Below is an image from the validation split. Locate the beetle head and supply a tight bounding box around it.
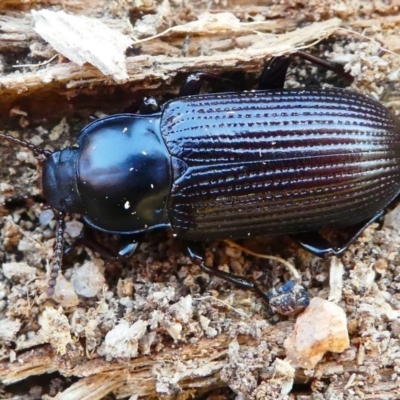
[42,147,83,213]
[0,131,71,297]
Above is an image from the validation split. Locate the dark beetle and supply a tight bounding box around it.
[2,52,400,299]
[44,88,400,238]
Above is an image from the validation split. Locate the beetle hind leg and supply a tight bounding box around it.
[291,210,384,257]
[292,51,354,83]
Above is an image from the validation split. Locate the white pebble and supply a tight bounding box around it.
[71,262,106,297]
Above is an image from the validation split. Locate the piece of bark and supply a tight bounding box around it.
[0,17,342,122]
[32,10,133,82]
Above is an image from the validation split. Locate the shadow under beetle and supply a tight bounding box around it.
[2,51,400,300]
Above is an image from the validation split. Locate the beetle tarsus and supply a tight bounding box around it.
[291,231,339,257]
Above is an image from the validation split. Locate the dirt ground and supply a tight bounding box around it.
[1,1,400,399]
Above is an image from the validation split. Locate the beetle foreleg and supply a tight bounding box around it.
[67,226,145,260]
[117,233,145,257]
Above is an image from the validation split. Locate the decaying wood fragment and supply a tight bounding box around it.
[32,10,133,82]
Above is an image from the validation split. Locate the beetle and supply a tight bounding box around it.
[1,51,400,300]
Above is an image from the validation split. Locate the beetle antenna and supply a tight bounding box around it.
[47,211,66,297]
[0,132,52,157]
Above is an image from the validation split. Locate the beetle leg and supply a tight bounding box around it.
[291,210,384,257]
[293,51,354,83]
[117,233,145,257]
[67,225,144,260]
[65,225,116,259]
[291,232,342,257]
[258,51,354,91]
[179,72,238,97]
[185,242,270,302]
[139,96,160,114]
[258,56,291,90]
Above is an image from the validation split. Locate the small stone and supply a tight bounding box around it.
[199,315,210,331]
[0,318,22,342]
[167,323,182,341]
[168,295,193,323]
[139,331,156,355]
[49,117,69,141]
[271,359,295,395]
[350,262,376,294]
[71,261,106,297]
[101,319,147,358]
[39,209,55,226]
[284,297,349,369]
[65,220,84,238]
[383,204,400,230]
[53,274,79,308]
[30,135,44,146]
[2,262,37,283]
[329,257,344,303]
[225,245,242,259]
[373,258,388,275]
[117,278,134,298]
